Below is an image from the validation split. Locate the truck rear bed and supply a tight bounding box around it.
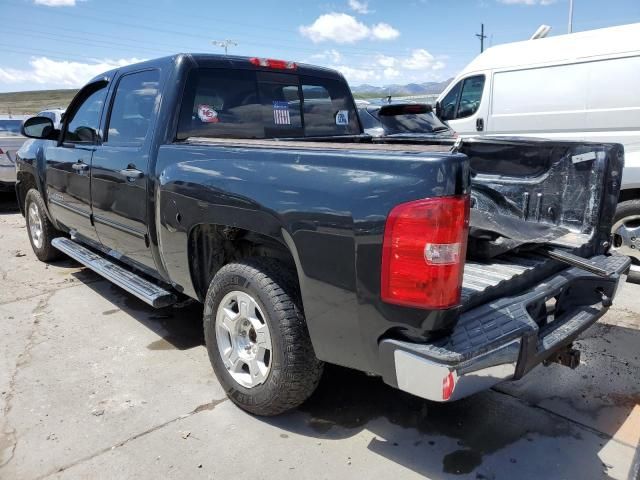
[462,252,551,310]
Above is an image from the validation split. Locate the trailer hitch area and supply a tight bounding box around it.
[543,344,581,369]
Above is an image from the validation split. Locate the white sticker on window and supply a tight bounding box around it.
[336,110,349,126]
[273,101,291,125]
[197,104,219,123]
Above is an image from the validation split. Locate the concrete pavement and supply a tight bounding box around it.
[0,191,638,480]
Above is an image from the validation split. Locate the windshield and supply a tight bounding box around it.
[374,108,451,135]
[0,120,23,136]
[177,68,360,140]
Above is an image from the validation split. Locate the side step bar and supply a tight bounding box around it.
[52,237,176,308]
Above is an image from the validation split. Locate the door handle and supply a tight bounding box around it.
[476,117,484,132]
[72,162,89,171]
[119,168,144,180]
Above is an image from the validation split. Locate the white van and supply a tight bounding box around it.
[436,22,640,276]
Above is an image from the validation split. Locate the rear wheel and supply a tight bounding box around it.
[612,199,640,282]
[25,189,62,262]
[203,258,323,416]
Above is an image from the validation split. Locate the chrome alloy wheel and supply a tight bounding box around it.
[28,202,44,249]
[215,290,272,388]
[612,214,640,274]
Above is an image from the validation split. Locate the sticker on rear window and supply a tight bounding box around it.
[197,104,219,123]
[273,101,291,125]
[336,110,349,126]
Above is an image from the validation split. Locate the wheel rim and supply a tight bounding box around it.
[215,290,272,388]
[611,214,640,267]
[28,202,44,249]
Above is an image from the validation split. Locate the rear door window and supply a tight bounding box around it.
[106,70,160,147]
[177,68,359,140]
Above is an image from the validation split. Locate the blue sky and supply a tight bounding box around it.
[0,0,639,92]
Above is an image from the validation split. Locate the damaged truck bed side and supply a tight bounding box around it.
[15,54,630,414]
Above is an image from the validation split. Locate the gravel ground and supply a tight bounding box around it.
[0,191,638,480]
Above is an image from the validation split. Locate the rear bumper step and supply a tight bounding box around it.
[379,254,631,402]
[52,237,176,308]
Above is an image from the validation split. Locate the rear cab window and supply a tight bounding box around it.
[177,67,360,140]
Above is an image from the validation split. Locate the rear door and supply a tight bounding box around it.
[45,82,108,242]
[91,69,160,270]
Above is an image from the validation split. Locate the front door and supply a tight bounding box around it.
[46,82,108,242]
[439,75,487,135]
[91,69,160,270]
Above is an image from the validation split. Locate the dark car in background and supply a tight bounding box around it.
[0,116,28,191]
[357,101,456,141]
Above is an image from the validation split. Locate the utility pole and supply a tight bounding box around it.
[568,0,574,33]
[476,23,487,53]
[212,39,238,55]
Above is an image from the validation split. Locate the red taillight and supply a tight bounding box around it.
[442,371,456,400]
[381,195,470,309]
[249,57,297,70]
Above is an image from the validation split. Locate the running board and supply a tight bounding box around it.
[52,237,176,308]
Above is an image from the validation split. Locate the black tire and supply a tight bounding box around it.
[25,189,62,262]
[203,258,323,416]
[613,200,640,283]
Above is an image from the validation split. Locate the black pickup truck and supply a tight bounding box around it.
[16,54,630,415]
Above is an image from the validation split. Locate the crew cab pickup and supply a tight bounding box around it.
[16,54,630,415]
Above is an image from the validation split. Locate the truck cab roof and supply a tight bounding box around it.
[89,54,347,85]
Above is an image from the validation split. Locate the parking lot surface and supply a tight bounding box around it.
[0,192,639,480]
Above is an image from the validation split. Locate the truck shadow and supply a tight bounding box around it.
[0,191,19,214]
[70,269,638,479]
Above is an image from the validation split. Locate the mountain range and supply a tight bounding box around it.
[350,78,453,98]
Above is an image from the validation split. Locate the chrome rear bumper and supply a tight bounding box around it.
[379,254,631,402]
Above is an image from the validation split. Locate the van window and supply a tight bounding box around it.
[440,75,485,121]
[440,81,461,121]
[177,68,360,140]
[457,76,485,118]
[106,70,160,146]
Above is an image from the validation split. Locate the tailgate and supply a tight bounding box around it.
[379,254,630,402]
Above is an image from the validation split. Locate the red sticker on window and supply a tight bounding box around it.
[197,104,219,123]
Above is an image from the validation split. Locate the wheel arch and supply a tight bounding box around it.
[188,223,302,302]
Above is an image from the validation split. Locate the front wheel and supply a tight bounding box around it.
[203,258,323,416]
[25,189,62,262]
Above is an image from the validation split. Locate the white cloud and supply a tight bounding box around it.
[348,0,371,14]
[401,49,436,70]
[497,0,556,4]
[330,65,376,83]
[382,67,400,80]
[320,48,446,86]
[370,23,400,40]
[34,0,76,6]
[310,49,344,63]
[376,55,396,67]
[0,57,144,89]
[299,13,399,43]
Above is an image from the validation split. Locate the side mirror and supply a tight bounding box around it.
[435,101,442,119]
[22,116,54,139]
